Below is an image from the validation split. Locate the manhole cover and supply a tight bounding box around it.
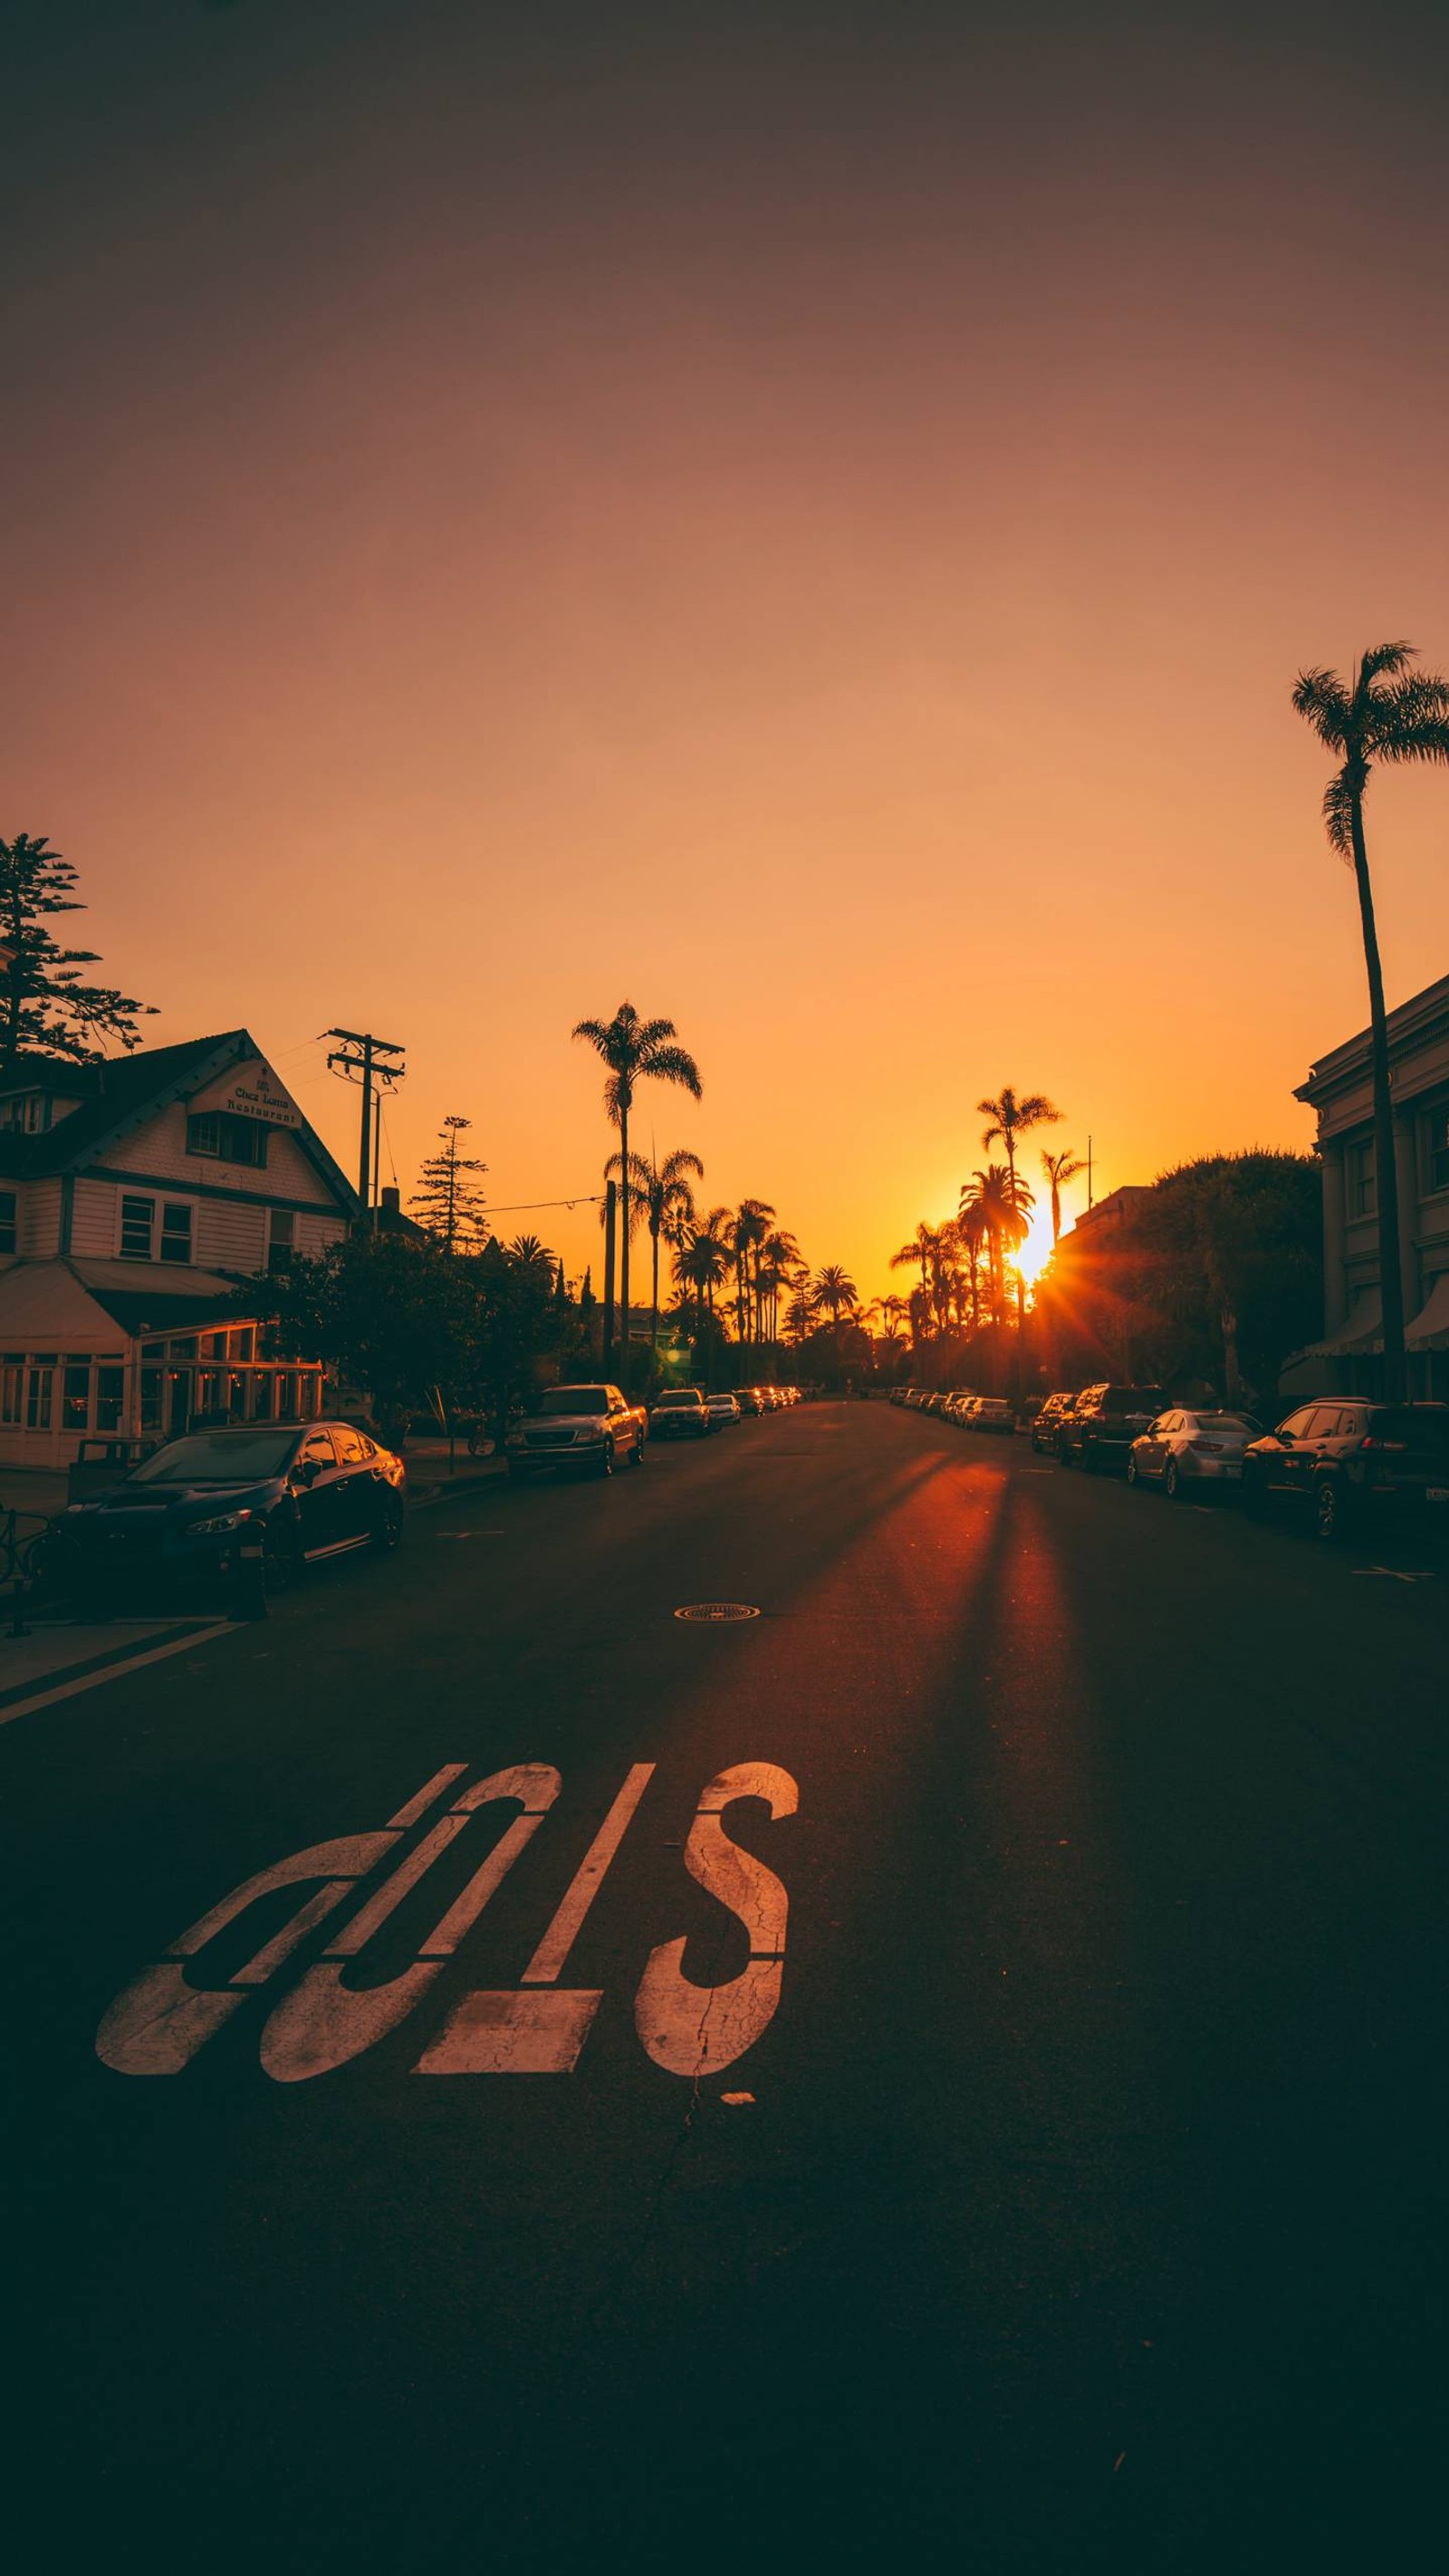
[674,1602,761,1623]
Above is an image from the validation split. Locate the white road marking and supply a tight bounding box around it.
[259,1766,561,2081]
[1351,1565,1435,1583]
[415,1986,603,2075]
[96,1766,466,2075]
[635,1762,798,2078]
[522,1762,656,1985]
[388,1764,469,1828]
[1,1620,235,1728]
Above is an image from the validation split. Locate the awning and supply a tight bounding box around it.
[1304,1293,1382,1358]
[1406,1273,1449,1352]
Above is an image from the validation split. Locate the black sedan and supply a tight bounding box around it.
[52,1421,406,1608]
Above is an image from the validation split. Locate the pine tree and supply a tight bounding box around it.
[0,832,157,1073]
[409,1116,490,1253]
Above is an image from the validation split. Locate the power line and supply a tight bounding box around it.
[484,1193,603,1215]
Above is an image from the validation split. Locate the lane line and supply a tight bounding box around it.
[0,1620,236,1727]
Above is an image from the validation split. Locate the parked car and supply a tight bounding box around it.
[733,1387,765,1416]
[1031,1393,1075,1454]
[1057,1384,1166,1473]
[1127,1409,1261,1498]
[648,1388,711,1440]
[705,1393,742,1428]
[53,1420,406,1608]
[506,1384,646,1481]
[1242,1399,1449,1540]
[967,1397,1016,1433]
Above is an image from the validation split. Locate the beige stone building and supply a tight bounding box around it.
[0,1030,357,1467]
[1292,971,1449,1396]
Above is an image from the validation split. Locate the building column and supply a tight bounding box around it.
[1393,1111,1419,1332]
[1320,1139,1348,1334]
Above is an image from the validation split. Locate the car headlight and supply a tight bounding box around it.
[187,1509,250,1536]
[576,1423,605,1441]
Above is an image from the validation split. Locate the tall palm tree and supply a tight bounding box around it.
[890,1222,941,1317]
[758,1228,801,1341]
[1292,643,1449,1399]
[960,1165,1032,1325]
[729,1198,775,1344]
[607,1143,703,1361]
[812,1264,859,1326]
[979,1087,1060,1360]
[573,1004,702,1379]
[676,1204,733,1345]
[956,1199,990,1331]
[1041,1147,1085,1245]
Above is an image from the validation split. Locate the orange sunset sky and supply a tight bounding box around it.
[7,0,1449,1302]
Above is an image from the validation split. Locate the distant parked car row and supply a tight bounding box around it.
[899,1374,1449,1541]
[895,1375,1449,1540]
[890,1387,1016,1431]
[505,1380,801,1482]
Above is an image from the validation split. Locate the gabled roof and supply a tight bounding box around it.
[0,1031,359,1210]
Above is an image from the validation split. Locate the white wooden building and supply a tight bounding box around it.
[0,1030,358,1468]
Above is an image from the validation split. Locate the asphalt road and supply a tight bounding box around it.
[4,1401,1445,2572]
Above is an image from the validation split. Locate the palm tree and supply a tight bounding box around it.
[872,1293,909,1344]
[607,1143,703,1362]
[812,1264,859,1326]
[979,1087,1060,1362]
[1041,1148,1085,1245]
[573,1004,702,1379]
[960,1165,1032,1326]
[956,1199,990,1331]
[507,1233,556,1278]
[758,1228,801,1341]
[890,1223,941,1322]
[676,1206,732,1345]
[1292,643,1449,1399]
[729,1198,775,1344]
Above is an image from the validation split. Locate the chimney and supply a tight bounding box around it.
[380,1185,401,1216]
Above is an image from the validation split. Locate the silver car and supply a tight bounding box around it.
[1127,1408,1262,1499]
[705,1393,742,1428]
[506,1384,646,1481]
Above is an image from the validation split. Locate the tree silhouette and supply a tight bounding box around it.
[572,1004,702,1380]
[410,1116,489,1254]
[1041,1148,1084,1245]
[0,831,156,1073]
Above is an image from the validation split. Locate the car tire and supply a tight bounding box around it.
[629,1434,645,1467]
[371,1503,404,1552]
[1081,1439,1098,1475]
[597,1441,615,1478]
[1314,1475,1348,1543]
[1164,1458,1180,1501]
[262,1518,302,1589]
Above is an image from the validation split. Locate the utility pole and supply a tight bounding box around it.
[1087,1134,1093,1211]
[326,1029,406,1222]
[602,1180,617,1361]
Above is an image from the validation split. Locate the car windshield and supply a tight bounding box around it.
[1104,1388,1165,1413]
[655,1393,698,1406]
[536,1389,608,1416]
[1196,1414,1258,1432]
[129,1431,297,1486]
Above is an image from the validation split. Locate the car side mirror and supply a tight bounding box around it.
[1275,1428,1293,1445]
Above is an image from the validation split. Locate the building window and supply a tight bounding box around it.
[267,1208,296,1274]
[95,1366,126,1433]
[1348,1139,1376,1216]
[120,1195,155,1259]
[1427,1107,1449,1196]
[62,1361,91,1432]
[230,1325,254,1362]
[187,1112,266,1168]
[159,1203,194,1264]
[139,1368,164,1432]
[25,1363,53,1430]
[0,1191,15,1255]
[1,1360,22,1424]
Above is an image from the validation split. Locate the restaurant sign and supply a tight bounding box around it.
[195,1060,302,1129]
